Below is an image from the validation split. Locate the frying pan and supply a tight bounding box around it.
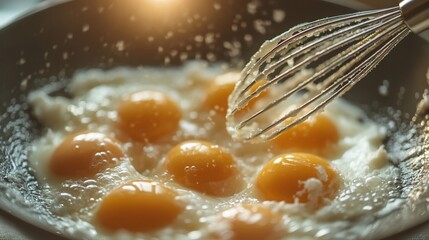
[1,0,429,239]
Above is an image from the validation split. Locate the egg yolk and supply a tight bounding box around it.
[165,140,239,196]
[273,114,339,155]
[204,72,267,114]
[95,180,182,232]
[255,153,339,203]
[117,90,181,142]
[219,203,282,240]
[49,132,124,179]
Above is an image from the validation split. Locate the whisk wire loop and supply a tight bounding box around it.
[236,15,406,131]
[227,5,412,142]
[233,6,400,101]
[232,11,403,117]
[263,27,411,140]
[231,7,398,99]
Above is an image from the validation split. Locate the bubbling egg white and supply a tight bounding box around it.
[28,61,400,240]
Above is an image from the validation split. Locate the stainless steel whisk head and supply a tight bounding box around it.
[227,0,429,143]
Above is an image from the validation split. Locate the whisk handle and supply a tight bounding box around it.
[400,0,429,33]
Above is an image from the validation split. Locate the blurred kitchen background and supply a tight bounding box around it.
[0,0,401,29]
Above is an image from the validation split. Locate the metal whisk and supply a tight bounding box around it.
[226,0,429,142]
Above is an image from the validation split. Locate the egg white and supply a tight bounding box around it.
[28,61,400,240]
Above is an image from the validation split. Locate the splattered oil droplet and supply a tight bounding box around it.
[82,24,90,32]
[116,41,125,51]
[273,9,286,23]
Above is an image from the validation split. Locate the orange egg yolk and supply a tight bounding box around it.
[165,140,239,196]
[273,114,339,155]
[117,90,181,142]
[95,180,182,232]
[255,153,339,204]
[49,132,124,179]
[204,72,267,114]
[219,203,282,240]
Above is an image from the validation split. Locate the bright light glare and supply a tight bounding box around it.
[136,0,183,17]
[150,0,176,4]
